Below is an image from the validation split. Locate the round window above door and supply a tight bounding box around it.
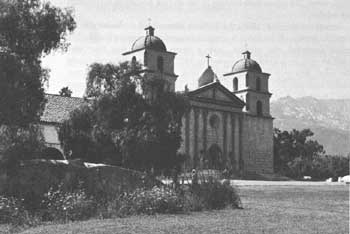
[209,114,220,129]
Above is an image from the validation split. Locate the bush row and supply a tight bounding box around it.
[0,179,241,226]
[308,155,349,180]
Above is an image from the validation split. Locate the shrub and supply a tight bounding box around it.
[39,180,242,219]
[0,125,46,168]
[0,196,36,226]
[118,186,184,216]
[41,184,96,221]
[94,198,120,219]
[180,186,205,211]
[310,155,349,180]
[0,179,242,225]
[187,179,242,210]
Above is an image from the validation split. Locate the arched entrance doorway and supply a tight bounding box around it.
[41,147,64,160]
[205,144,224,170]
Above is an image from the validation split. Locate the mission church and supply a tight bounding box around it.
[40,26,274,174]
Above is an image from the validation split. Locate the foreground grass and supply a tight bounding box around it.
[3,184,349,234]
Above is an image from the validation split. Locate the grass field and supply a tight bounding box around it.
[3,183,349,234]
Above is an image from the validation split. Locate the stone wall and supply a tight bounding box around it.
[241,115,274,174]
[0,159,159,198]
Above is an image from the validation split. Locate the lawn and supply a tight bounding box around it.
[4,183,349,234]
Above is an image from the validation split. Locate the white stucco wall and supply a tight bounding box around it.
[41,124,63,152]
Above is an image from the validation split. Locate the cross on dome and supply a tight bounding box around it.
[206,54,211,67]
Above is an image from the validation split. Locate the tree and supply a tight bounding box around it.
[0,53,47,127]
[58,104,102,162]
[0,0,76,127]
[85,61,142,97]
[59,61,189,175]
[273,128,325,178]
[0,124,46,171]
[59,86,72,97]
[310,154,349,180]
[0,0,76,165]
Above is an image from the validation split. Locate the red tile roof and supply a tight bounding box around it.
[40,94,85,124]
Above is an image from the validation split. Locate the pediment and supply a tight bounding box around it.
[188,82,245,108]
[195,89,214,99]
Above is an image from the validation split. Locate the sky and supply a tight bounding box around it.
[42,0,350,100]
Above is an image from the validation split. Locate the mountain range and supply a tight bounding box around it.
[270,96,350,156]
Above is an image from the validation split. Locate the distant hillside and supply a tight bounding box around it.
[271,96,350,156]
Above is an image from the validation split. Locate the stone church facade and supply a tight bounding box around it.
[122,26,274,174]
[38,26,274,174]
[179,59,274,174]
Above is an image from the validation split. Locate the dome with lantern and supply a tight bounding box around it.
[129,26,167,53]
[231,51,262,74]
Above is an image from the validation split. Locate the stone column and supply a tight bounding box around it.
[231,114,237,170]
[193,107,199,168]
[185,109,190,156]
[223,112,228,163]
[238,114,243,172]
[201,109,208,168]
[202,109,208,152]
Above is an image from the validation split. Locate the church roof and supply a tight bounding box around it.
[40,94,85,124]
[123,26,167,55]
[188,81,245,108]
[230,51,262,74]
[198,66,218,87]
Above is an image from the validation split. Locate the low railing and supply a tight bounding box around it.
[160,169,223,187]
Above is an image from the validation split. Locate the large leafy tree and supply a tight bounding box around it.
[85,62,141,97]
[0,124,46,168]
[59,86,72,97]
[273,128,325,178]
[59,61,189,175]
[0,0,76,163]
[310,154,349,180]
[0,0,76,127]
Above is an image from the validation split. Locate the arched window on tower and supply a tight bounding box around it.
[256,77,261,91]
[131,56,137,71]
[256,100,263,116]
[157,56,164,72]
[245,73,249,87]
[144,51,148,66]
[233,77,238,91]
[246,93,250,111]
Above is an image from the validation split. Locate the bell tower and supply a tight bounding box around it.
[122,26,178,99]
[222,51,272,117]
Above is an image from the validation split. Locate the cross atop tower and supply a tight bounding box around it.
[206,54,211,67]
[147,18,152,27]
